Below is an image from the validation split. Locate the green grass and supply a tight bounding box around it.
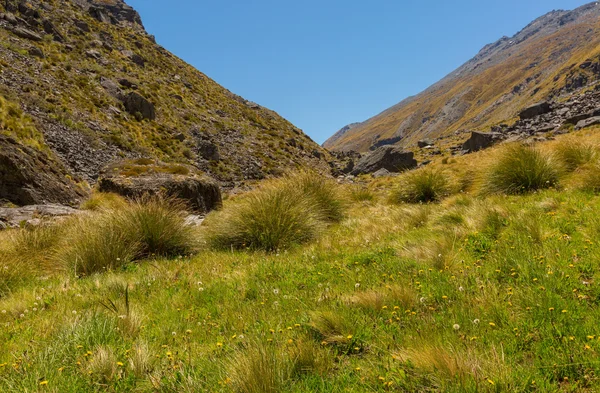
[482,144,561,195]
[7,140,600,391]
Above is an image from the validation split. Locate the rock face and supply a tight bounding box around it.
[124,92,155,120]
[519,102,552,120]
[98,171,222,213]
[351,146,417,175]
[0,136,86,206]
[462,131,502,153]
[0,204,81,228]
[576,116,600,129]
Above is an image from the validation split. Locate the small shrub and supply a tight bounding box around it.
[389,168,449,204]
[554,140,597,171]
[482,144,560,195]
[204,185,324,252]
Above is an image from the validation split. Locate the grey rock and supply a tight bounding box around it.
[197,140,220,161]
[28,46,44,58]
[371,168,392,178]
[123,92,155,120]
[85,49,101,60]
[3,12,18,25]
[42,19,65,42]
[576,116,600,130]
[100,77,123,100]
[417,139,433,148]
[98,172,222,214]
[74,20,90,33]
[462,131,502,153]
[0,204,81,229]
[12,27,42,41]
[519,101,552,120]
[351,146,417,175]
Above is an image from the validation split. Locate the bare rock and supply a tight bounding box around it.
[576,116,600,130]
[462,131,502,153]
[351,146,417,175]
[519,101,552,120]
[123,92,155,120]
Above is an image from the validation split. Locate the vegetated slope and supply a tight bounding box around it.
[0,0,331,205]
[324,2,600,152]
[5,127,600,391]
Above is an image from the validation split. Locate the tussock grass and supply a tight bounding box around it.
[204,172,345,251]
[554,139,597,172]
[348,184,376,203]
[481,144,561,195]
[80,192,127,211]
[228,341,292,393]
[393,345,482,381]
[345,285,416,311]
[389,168,449,204]
[284,171,346,223]
[59,197,194,276]
[572,162,600,193]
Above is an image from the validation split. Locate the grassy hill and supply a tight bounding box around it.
[0,0,331,205]
[3,124,600,391]
[324,2,600,153]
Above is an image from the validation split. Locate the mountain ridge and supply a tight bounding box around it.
[324,1,600,152]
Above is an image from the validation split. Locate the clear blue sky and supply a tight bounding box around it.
[127,0,591,144]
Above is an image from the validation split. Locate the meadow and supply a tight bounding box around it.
[3,129,600,392]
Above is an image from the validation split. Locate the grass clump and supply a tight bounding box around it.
[204,185,323,252]
[481,144,560,195]
[60,198,194,276]
[228,341,292,393]
[204,171,345,252]
[80,192,127,211]
[554,140,597,172]
[284,171,346,223]
[389,168,449,204]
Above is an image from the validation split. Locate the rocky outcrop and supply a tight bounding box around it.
[519,102,552,120]
[462,131,502,153]
[124,92,155,120]
[351,146,417,175]
[0,204,81,228]
[0,136,86,206]
[98,164,222,213]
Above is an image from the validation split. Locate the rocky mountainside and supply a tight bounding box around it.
[0,0,333,206]
[324,2,600,152]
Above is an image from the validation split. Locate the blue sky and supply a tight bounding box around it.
[127,0,591,144]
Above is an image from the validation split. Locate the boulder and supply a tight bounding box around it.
[417,139,433,148]
[28,46,44,58]
[0,204,81,228]
[197,140,220,161]
[98,171,222,213]
[0,135,86,206]
[372,168,392,178]
[462,131,502,153]
[123,92,155,120]
[351,146,417,175]
[576,116,600,130]
[519,101,552,120]
[42,19,65,42]
[12,27,42,41]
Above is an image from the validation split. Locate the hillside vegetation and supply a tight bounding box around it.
[325,3,600,153]
[0,0,332,206]
[3,127,600,392]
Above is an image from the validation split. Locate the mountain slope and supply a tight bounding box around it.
[0,0,331,205]
[324,2,600,152]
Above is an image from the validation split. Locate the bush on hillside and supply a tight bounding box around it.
[481,144,560,195]
[389,168,449,204]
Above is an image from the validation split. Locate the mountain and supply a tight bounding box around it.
[324,2,600,152]
[0,0,332,206]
